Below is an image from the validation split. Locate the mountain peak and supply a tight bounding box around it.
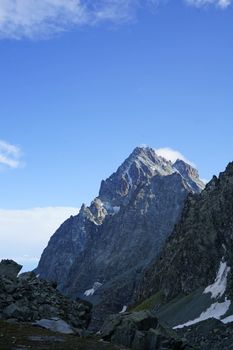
[98,146,174,205]
[173,159,198,177]
[223,162,233,176]
[99,147,204,205]
[173,159,205,192]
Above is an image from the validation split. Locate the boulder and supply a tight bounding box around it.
[101,310,193,349]
[0,260,22,280]
[34,318,75,334]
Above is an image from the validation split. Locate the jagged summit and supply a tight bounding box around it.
[99,146,203,206]
[173,159,205,192]
[99,146,174,206]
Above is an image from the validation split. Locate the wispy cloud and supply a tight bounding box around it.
[185,0,231,9]
[0,139,22,169]
[155,147,195,167]
[0,0,146,40]
[0,0,231,40]
[0,206,79,271]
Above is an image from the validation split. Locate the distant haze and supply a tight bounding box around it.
[0,207,79,272]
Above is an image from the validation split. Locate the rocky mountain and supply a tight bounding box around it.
[36,146,204,329]
[0,260,91,335]
[133,162,233,344]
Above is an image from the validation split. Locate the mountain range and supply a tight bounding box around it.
[4,145,233,349]
[36,146,204,329]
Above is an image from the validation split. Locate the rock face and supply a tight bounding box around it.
[135,162,233,304]
[0,260,91,334]
[175,318,233,350]
[0,259,22,280]
[101,310,192,350]
[36,146,204,329]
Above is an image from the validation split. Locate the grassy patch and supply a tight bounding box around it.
[0,321,126,350]
[131,291,165,312]
[157,288,212,327]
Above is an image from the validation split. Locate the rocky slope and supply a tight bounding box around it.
[100,310,193,350]
[0,260,91,335]
[36,146,204,329]
[0,320,126,350]
[133,162,233,343]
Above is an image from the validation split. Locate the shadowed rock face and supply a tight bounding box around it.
[100,310,193,350]
[135,162,233,304]
[36,147,204,329]
[0,260,22,280]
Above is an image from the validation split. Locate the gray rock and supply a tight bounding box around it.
[18,271,37,281]
[135,162,233,303]
[0,260,92,333]
[0,260,22,280]
[3,304,21,318]
[101,310,191,349]
[175,318,233,350]
[35,318,75,334]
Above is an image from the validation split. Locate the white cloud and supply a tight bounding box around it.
[0,139,22,169]
[155,147,195,167]
[0,0,230,40]
[185,0,231,8]
[0,206,79,271]
[0,0,149,39]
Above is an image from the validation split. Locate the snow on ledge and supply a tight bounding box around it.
[173,298,231,329]
[173,258,231,330]
[222,314,233,324]
[84,282,102,297]
[204,259,230,299]
[119,305,127,314]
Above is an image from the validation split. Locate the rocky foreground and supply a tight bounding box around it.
[0,259,195,349]
[101,310,193,350]
[0,259,91,335]
[0,321,127,350]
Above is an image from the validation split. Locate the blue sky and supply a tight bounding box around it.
[0,0,233,270]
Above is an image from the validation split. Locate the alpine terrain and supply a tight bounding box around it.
[133,162,233,349]
[36,146,204,329]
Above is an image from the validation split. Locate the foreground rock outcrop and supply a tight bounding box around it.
[101,310,193,350]
[176,318,233,350]
[0,260,91,334]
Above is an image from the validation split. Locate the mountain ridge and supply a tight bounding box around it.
[133,161,233,336]
[36,146,204,329]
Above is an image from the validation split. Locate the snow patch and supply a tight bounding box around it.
[221,315,233,324]
[204,259,230,299]
[103,202,120,215]
[84,288,95,297]
[125,168,133,188]
[84,282,102,297]
[113,206,120,214]
[119,305,127,314]
[174,259,231,330]
[173,298,231,329]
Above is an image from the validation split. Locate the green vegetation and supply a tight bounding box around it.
[0,321,124,350]
[131,291,165,312]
